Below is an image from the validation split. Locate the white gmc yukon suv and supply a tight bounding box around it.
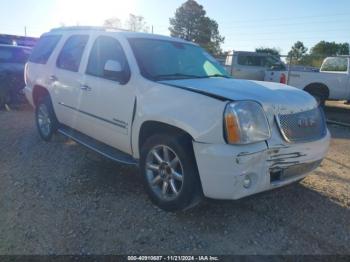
[24,27,330,211]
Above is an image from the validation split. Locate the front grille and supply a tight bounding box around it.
[276,107,327,143]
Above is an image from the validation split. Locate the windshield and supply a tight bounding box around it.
[128,38,229,81]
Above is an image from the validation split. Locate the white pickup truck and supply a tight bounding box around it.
[24,26,330,211]
[265,56,350,105]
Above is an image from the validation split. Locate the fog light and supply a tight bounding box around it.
[243,175,252,188]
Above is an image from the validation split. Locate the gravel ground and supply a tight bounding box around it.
[0,104,349,255]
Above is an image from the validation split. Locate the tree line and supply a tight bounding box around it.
[256,41,349,68]
[104,0,349,68]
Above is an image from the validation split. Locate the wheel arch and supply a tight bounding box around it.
[138,120,194,156]
[303,82,330,99]
[32,85,51,107]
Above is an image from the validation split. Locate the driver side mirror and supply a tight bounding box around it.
[104,60,123,74]
[103,60,129,83]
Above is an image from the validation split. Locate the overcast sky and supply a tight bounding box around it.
[1,0,349,54]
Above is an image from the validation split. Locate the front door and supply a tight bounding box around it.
[77,34,135,154]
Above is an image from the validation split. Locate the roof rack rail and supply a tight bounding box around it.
[50,26,130,32]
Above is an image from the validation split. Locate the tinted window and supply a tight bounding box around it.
[128,38,227,80]
[237,55,281,68]
[0,47,31,63]
[29,35,61,64]
[321,57,348,72]
[57,35,88,72]
[237,55,264,67]
[86,36,130,83]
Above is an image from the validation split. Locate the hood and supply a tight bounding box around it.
[161,78,317,116]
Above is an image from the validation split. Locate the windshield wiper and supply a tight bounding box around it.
[204,74,231,78]
[154,73,203,80]
[153,73,231,81]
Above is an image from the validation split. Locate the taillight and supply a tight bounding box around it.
[279,73,286,84]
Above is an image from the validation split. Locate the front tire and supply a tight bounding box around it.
[311,92,326,107]
[140,134,202,212]
[35,96,58,141]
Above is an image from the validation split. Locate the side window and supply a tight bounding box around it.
[321,57,348,72]
[56,35,89,72]
[29,35,61,64]
[237,55,263,67]
[86,36,130,83]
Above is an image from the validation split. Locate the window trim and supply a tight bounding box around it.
[85,35,131,84]
[56,34,89,73]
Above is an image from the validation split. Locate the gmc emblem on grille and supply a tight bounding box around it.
[298,117,316,128]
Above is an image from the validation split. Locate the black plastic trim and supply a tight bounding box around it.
[58,102,127,129]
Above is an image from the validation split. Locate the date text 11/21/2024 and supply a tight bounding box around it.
[127,256,220,261]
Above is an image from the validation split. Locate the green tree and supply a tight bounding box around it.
[169,0,225,56]
[338,43,350,55]
[298,41,350,68]
[255,47,280,56]
[287,41,308,64]
[310,41,349,57]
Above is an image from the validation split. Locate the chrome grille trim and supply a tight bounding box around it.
[276,107,327,143]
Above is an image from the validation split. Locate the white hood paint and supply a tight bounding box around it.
[161,78,317,116]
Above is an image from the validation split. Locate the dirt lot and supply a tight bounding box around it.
[0,104,349,255]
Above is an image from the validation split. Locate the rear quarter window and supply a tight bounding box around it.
[321,57,348,72]
[29,35,62,64]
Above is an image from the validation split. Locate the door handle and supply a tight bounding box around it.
[49,75,58,81]
[80,84,92,91]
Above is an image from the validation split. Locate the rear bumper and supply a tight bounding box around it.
[193,130,330,200]
[23,85,34,107]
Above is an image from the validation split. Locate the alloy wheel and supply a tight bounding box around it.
[145,145,184,200]
[37,103,52,137]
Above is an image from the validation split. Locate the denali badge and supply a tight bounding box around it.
[298,117,316,128]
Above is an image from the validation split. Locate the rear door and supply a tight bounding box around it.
[77,34,135,154]
[50,34,90,128]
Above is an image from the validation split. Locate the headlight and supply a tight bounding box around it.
[224,101,270,144]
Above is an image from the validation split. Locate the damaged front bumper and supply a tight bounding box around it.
[193,130,330,200]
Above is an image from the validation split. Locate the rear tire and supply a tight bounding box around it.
[304,85,328,107]
[35,96,58,141]
[140,134,202,212]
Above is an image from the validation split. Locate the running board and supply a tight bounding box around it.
[58,125,138,166]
